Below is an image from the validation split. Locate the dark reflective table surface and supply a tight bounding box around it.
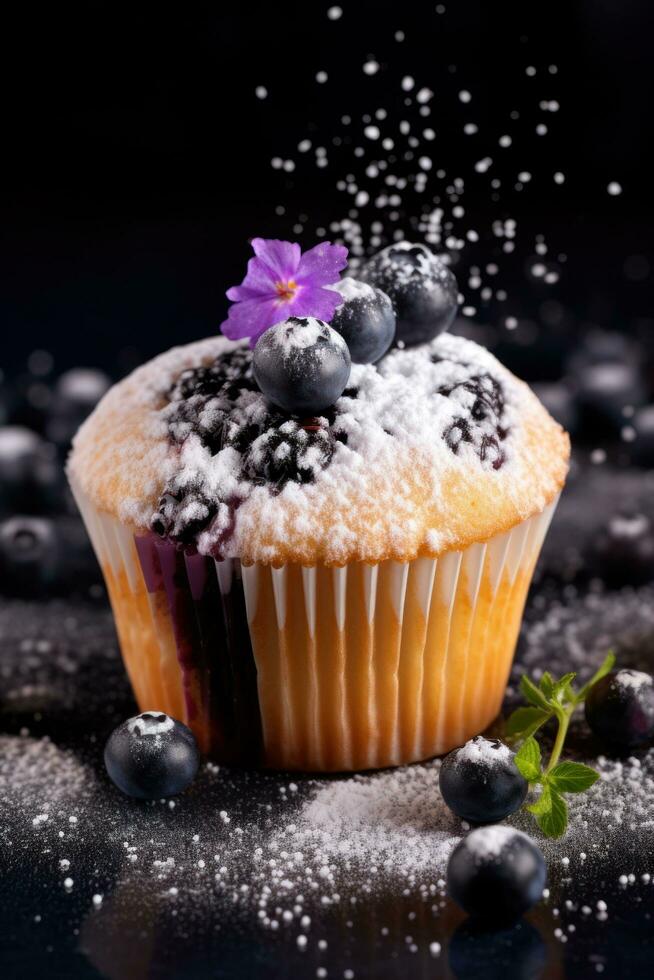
[1,463,654,980]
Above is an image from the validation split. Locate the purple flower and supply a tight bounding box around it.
[220,238,348,346]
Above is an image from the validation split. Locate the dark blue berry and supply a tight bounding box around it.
[629,405,654,468]
[439,736,528,824]
[0,516,61,596]
[574,361,646,440]
[253,317,351,416]
[360,241,458,347]
[532,381,578,435]
[330,278,396,363]
[585,669,654,748]
[0,426,64,516]
[46,368,111,451]
[585,512,654,587]
[447,826,546,923]
[104,712,200,799]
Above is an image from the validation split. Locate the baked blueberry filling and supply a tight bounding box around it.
[153,344,509,546]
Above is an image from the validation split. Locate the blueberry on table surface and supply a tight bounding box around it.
[104,712,200,799]
[253,316,351,416]
[439,736,528,824]
[584,511,654,587]
[532,381,578,435]
[447,826,547,923]
[330,277,396,363]
[585,669,654,748]
[0,425,64,516]
[46,368,111,450]
[360,241,458,347]
[629,405,654,468]
[574,361,647,439]
[0,516,61,596]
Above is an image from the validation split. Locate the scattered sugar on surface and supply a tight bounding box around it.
[285,763,461,883]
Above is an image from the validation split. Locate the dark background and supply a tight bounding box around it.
[2,6,654,977]
[1,0,653,379]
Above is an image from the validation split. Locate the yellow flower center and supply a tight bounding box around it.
[274,279,298,303]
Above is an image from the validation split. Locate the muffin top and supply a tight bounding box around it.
[68,332,569,566]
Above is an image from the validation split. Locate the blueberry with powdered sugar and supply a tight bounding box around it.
[360,241,458,347]
[330,277,396,363]
[439,736,528,824]
[447,826,546,922]
[253,316,351,416]
[585,669,654,748]
[104,712,200,799]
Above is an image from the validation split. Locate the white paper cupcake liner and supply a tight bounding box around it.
[70,476,558,771]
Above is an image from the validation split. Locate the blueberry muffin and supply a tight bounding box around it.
[68,239,569,770]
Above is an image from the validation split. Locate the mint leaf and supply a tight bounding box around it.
[520,675,552,712]
[551,672,577,705]
[576,651,616,703]
[539,672,554,698]
[528,782,552,816]
[549,761,600,793]
[505,706,552,740]
[534,787,568,838]
[514,736,542,783]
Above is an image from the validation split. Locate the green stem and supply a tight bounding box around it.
[545,707,572,774]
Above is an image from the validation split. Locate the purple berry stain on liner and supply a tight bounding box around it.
[134,532,263,765]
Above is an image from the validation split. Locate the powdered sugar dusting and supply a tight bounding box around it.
[456,735,513,766]
[265,316,345,354]
[612,669,652,693]
[331,276,378,303]
[465,825,526,859]
[70,331,568,564]
[128,712,176,736]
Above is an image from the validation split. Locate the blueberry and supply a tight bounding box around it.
[447,826,547,923]
[0,516,61,596]
[585,669,654,748]
[0,426,64,515]
[585,512,654,587]
[566,328,641,376]
[574,361,647,440]
[532,381,578,435]
[629,405,654,468]
[439,736,528,824]
[330,277,396,363]
[253,316,351,416]
[46,368,111,450]
[104,712,200,799]
[360,241,458,347]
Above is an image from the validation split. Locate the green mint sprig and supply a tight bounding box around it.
[506,651,616,838]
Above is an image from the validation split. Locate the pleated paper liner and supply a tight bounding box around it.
[71,477,557,771]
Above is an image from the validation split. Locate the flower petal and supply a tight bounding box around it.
[252,238,302,282]
[290,285,344,323]
[228,254,279,300]
[220,297,289,346]
[296,241,349,287]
